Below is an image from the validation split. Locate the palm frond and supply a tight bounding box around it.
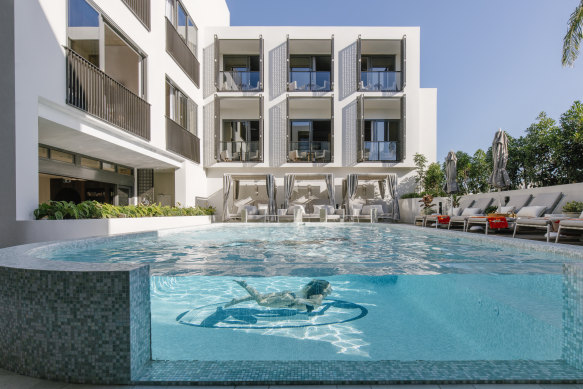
[562,0,583,66]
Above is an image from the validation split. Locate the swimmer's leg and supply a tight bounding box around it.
[234,280,262,300]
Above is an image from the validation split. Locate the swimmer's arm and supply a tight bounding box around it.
[224,295,254,308]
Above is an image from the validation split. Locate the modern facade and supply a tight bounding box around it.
[0,0,436,247]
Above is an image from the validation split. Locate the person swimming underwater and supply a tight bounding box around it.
[224,279,332,312]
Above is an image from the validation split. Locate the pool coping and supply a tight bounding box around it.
[2,222,583,384]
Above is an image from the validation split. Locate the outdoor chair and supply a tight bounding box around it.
[556,211,583,243]
[447,197,494,231]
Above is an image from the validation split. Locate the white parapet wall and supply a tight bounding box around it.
[399,182,583,224]
[10,216,213,247]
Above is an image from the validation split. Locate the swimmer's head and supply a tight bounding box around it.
[303,279,332,298]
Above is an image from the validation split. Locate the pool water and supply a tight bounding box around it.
[41,224,576,362]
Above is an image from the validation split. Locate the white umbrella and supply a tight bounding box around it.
[489,129,511,210]
[443,150,459,215]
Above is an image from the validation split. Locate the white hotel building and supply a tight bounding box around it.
[0,0,436,246]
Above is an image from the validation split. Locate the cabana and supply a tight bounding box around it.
[222,173,276,222]
[281,173,342,221]
[343,173,400,222]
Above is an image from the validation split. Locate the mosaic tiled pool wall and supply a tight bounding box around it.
[0,264,151,384]
[563,263,583,370]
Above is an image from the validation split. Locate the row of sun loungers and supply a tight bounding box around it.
[416,191,583,244]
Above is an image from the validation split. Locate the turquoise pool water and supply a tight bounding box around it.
[42,224,576,362]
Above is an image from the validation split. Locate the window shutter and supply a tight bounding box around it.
[259,35,264,91]
[356,35,362,91]
[330,35,335,91]
[214,35,219,91]
[401,35,406,90]
[259,95,264,162]
[214,95,220,161]
[286,95,290,162]
[286,35,290,91]
[330,95,334,162]
[356,94,363,162]
[400,95,406,162]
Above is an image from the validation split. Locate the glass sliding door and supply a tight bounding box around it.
[220,120,260,162]
[289,120,331,162]
[364,120,399,161]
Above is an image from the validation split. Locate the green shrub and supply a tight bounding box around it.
[34,201,215,220]
[484,205,498,215]
[401,191,429,199]
[563,201,583,213]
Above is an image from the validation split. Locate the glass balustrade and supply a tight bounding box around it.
[219,141,261,162]
[288,141,331,162]
[289,71,331,91]
[219,71,261,91]
[360,71,401,91]
[363,141,398,161]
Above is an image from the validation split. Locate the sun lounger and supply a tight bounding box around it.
[417,197,474,228]
[556,212,583,243]
[469,192,562,235]
[278,204,306,222]
[447,197,494,230]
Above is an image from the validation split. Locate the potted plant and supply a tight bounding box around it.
[419,194,436,215]
[562,201,583,218]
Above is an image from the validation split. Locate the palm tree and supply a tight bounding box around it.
[562,0,583,66]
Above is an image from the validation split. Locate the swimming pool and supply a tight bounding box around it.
[41,224,582,369]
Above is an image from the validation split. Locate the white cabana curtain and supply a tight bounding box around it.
[345,174,358,214]
[284,174,295,209]
[325,174,335,206]
[378,180,386,199]
[222,174,232,221]
[266,174,276,217]
[387,173,400,220]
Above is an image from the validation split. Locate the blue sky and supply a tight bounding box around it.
[226,0,583,162]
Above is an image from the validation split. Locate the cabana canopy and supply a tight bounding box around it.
[283,173,335,209]
[222,173,276,220]
[342,173,400,220]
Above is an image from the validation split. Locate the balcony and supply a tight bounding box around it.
[166,18,200,86]
[357,37,406,92]
[122,0,150,30]
[360,71,401,92]
[215,37,264,93]
[166,117,200,163]
[65,47,150,140]
[288,71,331,92]
[288,141,331,163]
[219,141,261,162]
[219,70,261,92]
[363,141,398,161]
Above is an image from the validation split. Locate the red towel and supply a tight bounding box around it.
[437,215,450,225]
[487,216,508,229]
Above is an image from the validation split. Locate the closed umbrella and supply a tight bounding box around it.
[443,150,459,215]
[489,129,511,210]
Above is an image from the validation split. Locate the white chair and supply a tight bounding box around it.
[220,150,232,162]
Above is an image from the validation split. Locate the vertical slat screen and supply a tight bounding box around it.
[330,95,334,162]
[356,95,362,162]
[330,35,335,91]
[121,0,150,30]
[259,35,264,91]
[214,95,220,161]
[214,35,220,91]
[259,95,264,162]
[401,35,406,90]
[356,36,362,91]
[286,35,290,91]
[286,95,290,162]
[400,95,406,162]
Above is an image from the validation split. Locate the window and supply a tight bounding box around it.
[363,120,399,161]
[118,166,133,176]
[67,0,145,97]
[220,120,260,162]
[81,157,100,169]
[102,162,116,172]
[289,120,332,162]
[38,146,49,159]
[166,0,198,56]
[166,78,197,135]
[361,56,396,72]
[51,150,75,164]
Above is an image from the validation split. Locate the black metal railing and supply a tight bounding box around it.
[65,47,150,140]
[289,71,331,91]
[166,18,200,86]
[362,141,399,161]
[288,141,331,162]
[219,70,261,91]
[166,117,200,163]
[219,141,260,162]
[360,71,402,91]
[122,0,150,30]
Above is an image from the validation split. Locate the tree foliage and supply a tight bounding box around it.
[424,162,445,196]
[563,0,583,66]
[413,153,428,192]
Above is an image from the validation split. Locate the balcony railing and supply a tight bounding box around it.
[166,18,200,86]
[219,141,261,162]
[360,71,402,91]
[219,70,261,92]
[122,0,150,30]
[363,141,398,161]
[166,117,200,163]
[289,71,331,91]
[65,47,150,140]
[288,141,331,163]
